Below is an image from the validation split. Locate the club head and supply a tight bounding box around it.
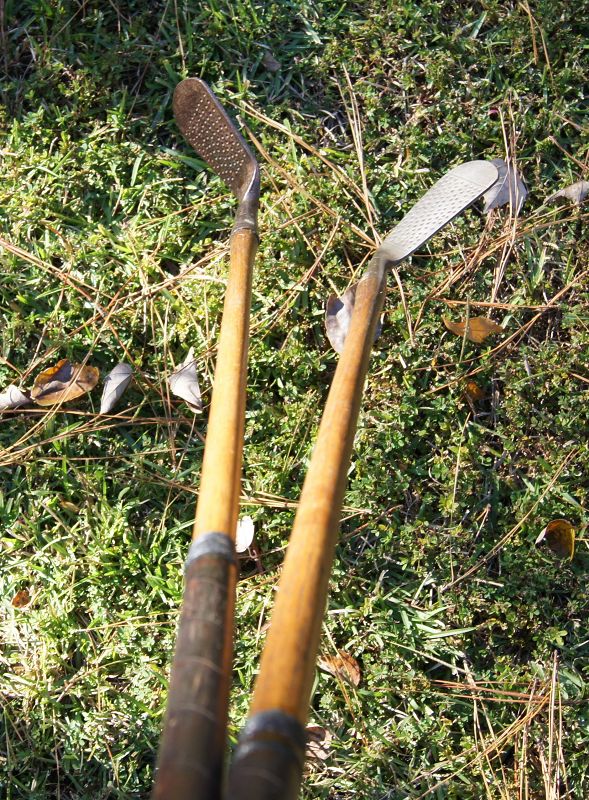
[173,78,260,206]
[378,160,499,265]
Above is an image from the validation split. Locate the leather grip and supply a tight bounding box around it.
[227,711,306,800]
[152,542,237,799]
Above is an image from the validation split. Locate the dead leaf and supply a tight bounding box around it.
[326,285,356,353]
[11,589,31,608]
[305,725,333,762]
[483,158,527,215]
[535,519,575,560]
[31,359,99,406]
[325,283,382,354]
[235,516,255,553]
[60,500,80,513]
[100,363,133,413]
[318,649,361,686]
[443,316,503,344]
[547,180,589,206]
[464,380,486,403]
[0,385,31,411]
[262,50,281,72]
[168,348,202,413]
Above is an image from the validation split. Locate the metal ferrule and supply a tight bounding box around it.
[184,532,237,573]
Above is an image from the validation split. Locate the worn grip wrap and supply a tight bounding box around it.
[227,711,307,800]
[152,535,237,800]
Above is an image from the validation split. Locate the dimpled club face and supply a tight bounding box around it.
[173,78,257,201]
[379,160,498,264]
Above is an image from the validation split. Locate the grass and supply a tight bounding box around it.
[1,1,589,798]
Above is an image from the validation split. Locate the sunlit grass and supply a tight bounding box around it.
[1,1,588,798]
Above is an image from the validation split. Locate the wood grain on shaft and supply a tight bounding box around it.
[250,259,387,721]
[193,228,257,539]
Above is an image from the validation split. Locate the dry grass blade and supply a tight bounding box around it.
[428,268,589,395]
[442,449,578,592]
[489,109,525,302]
[340,67,378,241]
[239,98,373,214]
[412,682,552,800]
[391,266,415,346]
[0,235,111,304]
[243,124,376,248]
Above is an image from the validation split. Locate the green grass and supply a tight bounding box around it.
[1,1,589,798]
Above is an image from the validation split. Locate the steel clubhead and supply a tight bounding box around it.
[378,160,499,265]
[173,78,259,204]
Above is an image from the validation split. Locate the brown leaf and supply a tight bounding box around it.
[483,158,527,215]
[318,649,361,686]
[535,519,575,560]
[547,180,589,206]
[464,380,486,403]
[31,359,99,406]
[305,725,333,762]
[12,589,31,608]
[443,316,503,344]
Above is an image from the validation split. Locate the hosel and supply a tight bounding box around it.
[233,178,260,235]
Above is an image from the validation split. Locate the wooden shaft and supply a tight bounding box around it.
[194,228,257,538]
[153,227,257,800]
[228,256,387,800]
[251,256,385,716]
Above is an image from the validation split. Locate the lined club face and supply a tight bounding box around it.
[173,78,258,201]
[379,160,499,264]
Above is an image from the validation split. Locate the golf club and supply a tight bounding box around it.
[152,78,260,800]
[227,160,499,800]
